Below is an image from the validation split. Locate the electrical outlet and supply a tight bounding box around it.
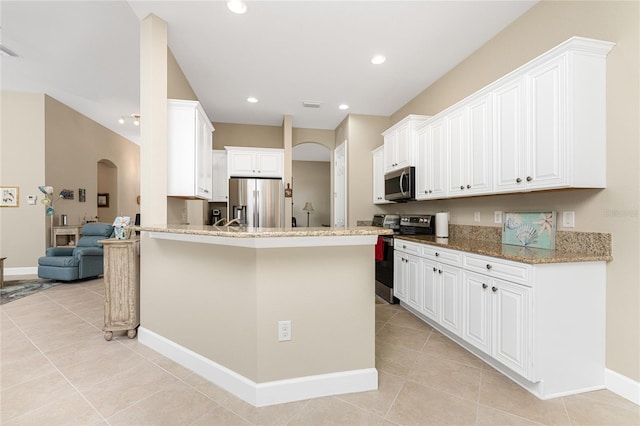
[474,211,481,222]
[278,320,291,342]
[27,195,37,205]
[494,211,502,224]
[562,211,575,228]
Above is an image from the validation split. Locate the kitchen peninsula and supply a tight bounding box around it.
[136,225,392,407]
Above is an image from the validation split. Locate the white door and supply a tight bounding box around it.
[333,141,347,227]
[467,93,493,194]
[393,251,407,302]
[447,109,467,196]
[439,263,463,337]
[420,258,439,321]
[405,254,422,311]
[494,78,526,192]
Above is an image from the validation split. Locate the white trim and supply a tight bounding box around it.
[5,267,38,276]
[147,231,376,248]
[605,368,640,405]
[138,327,378,407]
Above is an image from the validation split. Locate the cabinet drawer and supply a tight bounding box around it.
[463,253,530,286]
[395,240,421,255]
[421,245,462,266]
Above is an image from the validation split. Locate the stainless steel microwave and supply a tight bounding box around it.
[384,166,415,202]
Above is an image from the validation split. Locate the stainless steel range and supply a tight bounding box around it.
[372,214,399,303]
[399,214,436,235]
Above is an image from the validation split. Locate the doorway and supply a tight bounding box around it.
[292,142,331,227]
[333,141,347,227]
[97,159,117,224]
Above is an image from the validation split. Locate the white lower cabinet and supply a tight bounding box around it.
[463,271,530,378]
[421,258,462,336]
[395,238,606,399]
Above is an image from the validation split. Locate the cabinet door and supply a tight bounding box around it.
[256,151,283,177]
[462,271,491,354]
[492,278,530,378]
[372,148,390,204]
[196,111,213,199]
[420,258,439,321]
[430,120,447,198]
[494,78,526,193]
[405,254,422,311]
[416,127,430,200]
[467,94,492,195]
[439,263,463,336]
[228,150,255,176]
[395,123,411,169]
[383,132,397,172]
[393,251,407,302]
[447,109,467,197]
[211,151,228,202]
[527,57,566,189]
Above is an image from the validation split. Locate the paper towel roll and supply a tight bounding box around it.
[435,212,449,238]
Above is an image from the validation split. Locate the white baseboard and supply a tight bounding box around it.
[5,267,38,276]
[138,327,378,407]
[605,368,640,405]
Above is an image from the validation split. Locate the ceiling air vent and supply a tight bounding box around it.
[302,101,321,109]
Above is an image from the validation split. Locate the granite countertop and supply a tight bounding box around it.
[135,224,393,238]
[396,234,613,264]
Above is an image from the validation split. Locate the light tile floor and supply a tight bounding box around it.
[1,277,639,425]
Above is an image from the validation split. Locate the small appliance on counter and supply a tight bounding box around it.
[399,214,435,235]
[371,213,400,233]
[210,209,222,225]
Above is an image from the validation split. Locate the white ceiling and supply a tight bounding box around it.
[1,1,537,146]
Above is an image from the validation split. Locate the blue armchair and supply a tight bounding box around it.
[38,222,114,281]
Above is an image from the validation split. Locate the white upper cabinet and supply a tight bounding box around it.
[211,150,228,202]
[167,99,214,200]
[226,147,284,178]
[493,38,613,193]
[416,118,446,200]
[372,146,391,204]
[382,115,430,173]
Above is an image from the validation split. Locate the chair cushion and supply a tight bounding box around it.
[81,223,114,238]
[77,235,107,248]
[38,256,80,267]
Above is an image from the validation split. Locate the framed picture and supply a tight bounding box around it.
[0,186,19,207]
[502,211,557,249]
[97,193,109,208]
[79,188,86,202]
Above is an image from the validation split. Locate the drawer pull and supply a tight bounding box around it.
[438,269,443,274]
[403,245,406,249]
[516,177,522,183]
[467,184,471,189]
[486,264,492,270]
[435,252,440,257]
[433,267,437,272]
[460,185,464,190]
[492,286,498,293]
[482,283,488,289]
[526,176,532,182]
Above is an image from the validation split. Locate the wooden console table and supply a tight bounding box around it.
[100,238,140,340]
[53,226,81,247]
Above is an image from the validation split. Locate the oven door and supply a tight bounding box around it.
[384,167,415,202]
[375,235,398,303]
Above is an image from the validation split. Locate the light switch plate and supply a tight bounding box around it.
[494,211,502,224]
[27,195,37,205]
[562,211,575,228]
[474,212,481,222]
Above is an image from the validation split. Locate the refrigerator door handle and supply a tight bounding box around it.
[254,189,259,227]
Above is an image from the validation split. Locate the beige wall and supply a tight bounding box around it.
[0,92,140,268]
[212,122,284,150]
[387,1,639,382]
[292,161,330,227]
[45,96,140,232]
[293,128,335,150]
[0,92,46,267]
[336,114,391,226]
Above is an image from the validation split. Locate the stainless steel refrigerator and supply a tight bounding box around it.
[228,178,284,227]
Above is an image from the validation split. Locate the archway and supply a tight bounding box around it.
[292,142,331,227]
[97,159,118,224]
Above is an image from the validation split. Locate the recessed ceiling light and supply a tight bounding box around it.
[227,0,247,14]
[247,97,258,103]
[339,104,349,110]
[371,55,386,65]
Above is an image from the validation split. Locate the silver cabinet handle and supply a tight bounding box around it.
[526,176,532,182]
[429,190,432,194]
[435,252,440,257]
[516,177,522,183]
[467,184,471,189]
[486,264,492,270]
[438,270,443,274]
[482,283,488,289]
[492,286,498,293]
[433,267,437,272]
[460,185,464,190]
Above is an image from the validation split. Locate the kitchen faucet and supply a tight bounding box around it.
[212,218,226,226]
[225,218,241,226]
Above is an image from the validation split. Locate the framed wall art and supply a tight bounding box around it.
[0,186,19,207]
[97,193,109,208]
[502,211,557,250]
